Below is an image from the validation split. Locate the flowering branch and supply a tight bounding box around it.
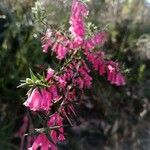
[19,0,126,150]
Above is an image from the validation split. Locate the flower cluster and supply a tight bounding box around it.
[85,51,125,86]
[29,113,65,150]
[69,0,88,40]
[22,0,126,150]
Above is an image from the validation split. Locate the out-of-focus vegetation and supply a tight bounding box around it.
[0,0,150,149]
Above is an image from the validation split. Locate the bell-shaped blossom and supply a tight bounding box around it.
[56,44,67,60]
[52,43,68,60]
[69,0,88,38]
[42,30,70,60]
[85,51,106,75]
[46,68,55,80]
[49,85,60,101]
[115,73,126,86]
[85,51,125,86]
[28,133,57,150]
[28,113,65,150]
[106,62,125,86]
[24,88,52,111]
[69,36,84,49]
[55,76,67,88]
[48,113,65,141]
[84,32,107,50]
[69,60,93,89]
[24,85,60,111]
[78,65,92,88]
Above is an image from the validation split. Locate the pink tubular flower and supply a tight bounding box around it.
[84,32,107,50]
[51,37,69,60]
[106,62,126,86]
[48,113,65,141]
[56,44,67,60]
[29,113,65,150]
[46,68,55,80]
[85,51,105,74]
[69,36,84,49]
[23,88,53,111]
[69,0,88,38]
[24,85,60,111]
[78,65,92,88]
[42,29,69,60]
[55,76,67,88]
[68,60,93,89]
[115,73,126,86]
[85,51,125,86]
[49,85,60,101]
[28,133,56,150]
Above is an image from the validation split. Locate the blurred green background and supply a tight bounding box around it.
[0,0,150,149]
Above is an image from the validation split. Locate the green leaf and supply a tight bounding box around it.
[29,68,38,81]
